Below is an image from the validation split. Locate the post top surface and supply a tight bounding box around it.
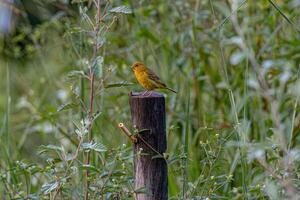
[130,91,165,98]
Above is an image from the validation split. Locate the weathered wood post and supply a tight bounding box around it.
[129,92,168,200]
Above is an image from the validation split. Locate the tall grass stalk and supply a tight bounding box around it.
[181,86,190,199]
[4,63,12,171]
[288,68,300,151]
[228,89,248,198]
[5,63,10,156]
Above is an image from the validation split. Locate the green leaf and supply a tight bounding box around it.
[151,154,164,159]
[41,181,59,194]
[104,81,134,88]
[134,186,148,194]
[81,142,107,153]
[67,70,87,79]
[80,164,100,172]
[167,156,181,165]
[92,142,107,152]
[57,102,78,112]
[92,56,103,77]
[97,37,106,48]
[38,145,63,154]
[138,129,151,135]
[71,0,88,3]
[100,170,126,178]
[92,111,102,122]
[109,6,132,14]
[230,52,245,65]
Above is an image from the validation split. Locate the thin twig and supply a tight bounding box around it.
[118,123,137,143]
[118,123,166,161]
[136,134,166,160]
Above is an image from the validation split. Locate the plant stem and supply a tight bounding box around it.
[84,0,101,199]
[182,88,190,199]
[84,73,94,200]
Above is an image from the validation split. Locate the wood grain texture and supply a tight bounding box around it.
[129,92,168,200]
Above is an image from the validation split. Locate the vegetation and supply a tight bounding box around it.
[1,0,300,199]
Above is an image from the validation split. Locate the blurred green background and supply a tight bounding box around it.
[1,0,300,199]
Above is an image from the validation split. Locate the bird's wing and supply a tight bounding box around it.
[147,68,160,80]
[147,68,166,87]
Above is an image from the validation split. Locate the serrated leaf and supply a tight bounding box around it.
[41,181,59,194]
[109,6,132,14]
[81,142,107,153]
[92,143,107,152]
[57,102,78,112]
[92,56,103,77]
[81,142,93,150]
[104,81,134,88]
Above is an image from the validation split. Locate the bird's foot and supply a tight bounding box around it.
[141,90,148,96]
[145,91,153,97]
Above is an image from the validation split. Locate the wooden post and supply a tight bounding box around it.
[129,92,168,200]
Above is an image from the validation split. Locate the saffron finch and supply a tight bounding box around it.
[131,62,177,93]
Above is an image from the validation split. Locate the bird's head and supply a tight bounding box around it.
[131,62,144,72]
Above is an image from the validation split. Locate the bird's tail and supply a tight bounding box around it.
[166,87,177,93]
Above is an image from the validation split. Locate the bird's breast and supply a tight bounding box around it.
[134,70,154,90]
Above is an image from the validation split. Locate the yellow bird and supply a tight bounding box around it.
[131,62,177,93]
